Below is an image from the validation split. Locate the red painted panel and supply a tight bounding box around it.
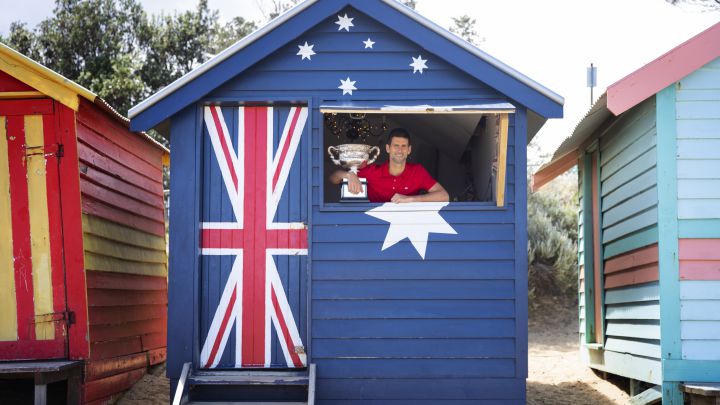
[81,167,163,209]
[90,336,143,360]
[6,115,35,342]
[147,348,167,365]
[603,244,659,289]
[86,271,167,291]
[141,331,166,351]
[0,99,53,116]
[90,319,166,343]
[88,305,166,326]
[83,367,145,402]
[82,195,165,236]
[77,98,164,168]
[76,122,162,181]
[77,142,161,195]
[87,289,167,307]
[85,352,147,382]
[0,71,35,91]
[680,239,720,280]
[80,180,164,222]
[56,103,90,360]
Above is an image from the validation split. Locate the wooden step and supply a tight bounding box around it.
[189,370,310,386]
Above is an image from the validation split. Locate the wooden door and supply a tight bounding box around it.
[0,99,68,359]
[198,105,309,369]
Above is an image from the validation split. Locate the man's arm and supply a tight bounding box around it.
[329,170,363,194]
[391,182,449,203]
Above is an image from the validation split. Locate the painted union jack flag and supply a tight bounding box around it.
[200,105,309,369]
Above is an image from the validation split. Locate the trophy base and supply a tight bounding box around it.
[340,178,369,202]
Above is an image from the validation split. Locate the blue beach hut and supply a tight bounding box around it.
[130,0,563,403]
[534,22,720,405]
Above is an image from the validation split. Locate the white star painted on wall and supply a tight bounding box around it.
[296,42,316,60]
[366,202,457,259]
[338,77,357,95]
[410,55,429,74]
[335,14,354,31]
[363,38,375,49]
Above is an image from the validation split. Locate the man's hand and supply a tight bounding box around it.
[390,193,415,203]
[346,171,363,194]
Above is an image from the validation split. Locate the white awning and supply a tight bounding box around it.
[320,100,515,114]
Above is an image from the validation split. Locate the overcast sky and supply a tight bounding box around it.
[1,0,718,162]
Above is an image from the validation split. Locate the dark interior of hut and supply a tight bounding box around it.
[323,112,501,204]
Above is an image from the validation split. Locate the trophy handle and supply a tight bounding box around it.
[327,146,341,166]
[367,146,381,165]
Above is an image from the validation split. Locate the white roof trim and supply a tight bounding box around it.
[129,0,564,119]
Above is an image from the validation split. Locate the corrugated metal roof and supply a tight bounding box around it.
[128,0,564,119]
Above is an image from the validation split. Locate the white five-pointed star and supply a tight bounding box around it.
[410,55,429,74]
[338,77,357,95]
[363,38,375,49]
[335,14,354,31]
[296,42,316,60]
[366,202,456,259]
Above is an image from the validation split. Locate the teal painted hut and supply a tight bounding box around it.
[533,22,720,404]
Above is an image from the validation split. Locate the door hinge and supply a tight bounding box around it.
[23,143,63,158]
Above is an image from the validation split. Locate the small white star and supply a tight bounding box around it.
[363,38,375,49]
[335,14,354,31]
[338,77,357,95]
[410,55,429,74]
[366,202,456,259]
[296,42,316,60]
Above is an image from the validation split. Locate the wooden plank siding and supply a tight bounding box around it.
[675,58,720,363]
[76,98,165,237]
[192,8,524,403]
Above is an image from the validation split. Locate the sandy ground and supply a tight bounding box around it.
[118,301,631,404]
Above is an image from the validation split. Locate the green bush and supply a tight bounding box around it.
[527,175,578,306]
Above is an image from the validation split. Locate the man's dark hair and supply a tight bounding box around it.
[386,128,411,145]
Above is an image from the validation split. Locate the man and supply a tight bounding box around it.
[330,128,449,203]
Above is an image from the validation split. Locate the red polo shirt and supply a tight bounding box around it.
[358,161,438,202]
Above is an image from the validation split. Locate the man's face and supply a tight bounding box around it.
[385,136,412,165]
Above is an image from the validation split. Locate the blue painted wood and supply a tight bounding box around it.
[603,226,658,259]
[680,281,720,300]
[681,321,720,339]
[681,341,720,360]
[315,378,525,400]
[312,241,515,260]
[676,119,720,139]
[311,338,515,358]
[317,399,525,404]
[680,300,720,321]
[605,282,660,304]
[312,280,514,300]
[585,349,662,385]
[314,358,515,378]
[513,109,528,380]
[602,168,656,212]
[581,152,597,343]
[605,302,660,320]
[312,260,515,280]
[167,105,202,379]
[606,321,661,340]
[605,337,661,358]
[312,299,514,319]
[313,319,515,339]
[657,85,683,370]
[663,359,720,382]
[130,0,562,132]
[602,209,658,243]
[313,223,514,242]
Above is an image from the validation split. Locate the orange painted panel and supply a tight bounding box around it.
[605,264,659,289]
[83,367,145,402]
[605,244,659,274]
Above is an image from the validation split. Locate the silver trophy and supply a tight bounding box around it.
[328,144,380,201]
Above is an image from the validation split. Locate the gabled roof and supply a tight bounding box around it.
[532,21,720,191]
[129,0,563,132]
[0,43,168,154]
[607,21,720,115]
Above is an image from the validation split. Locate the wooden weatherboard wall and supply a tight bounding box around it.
[76,99,168,403]
[150,1,559,402]
[578,97,662,384]
[676,57,720,363]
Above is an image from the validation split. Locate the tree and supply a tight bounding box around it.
[398,0,418,9]
[666,0,720,9]
[450,15,484,46]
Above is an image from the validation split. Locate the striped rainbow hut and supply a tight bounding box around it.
[534,22,720,404]
[0,43,168,404]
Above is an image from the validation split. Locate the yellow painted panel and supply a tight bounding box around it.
[83,233,167,264]
[25,115,54,340]
[82,215,166,251]
[84,252,167,277]
[495,114,509,208]
[0,91,45,99]
[0,117,18,341]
